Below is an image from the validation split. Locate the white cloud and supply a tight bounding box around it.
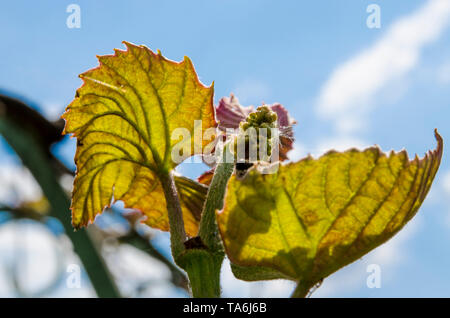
[439,170,450,227]
[41,101,65,121]
[314,136,369,156]
[221,258,295,298]
[0,222,71,297]
[0,220,180,297]
[436,60,450,84]
[232,79,271,105]
[316,0,450,133]
[286,141,307,162]
[441,170,450,194]
[0,164,42,205]
[103,243,175,297]
[289,136,370,160]
[334,114,368,135]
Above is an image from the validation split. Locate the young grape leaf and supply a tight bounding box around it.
[63,42,216,236]
[217,131,443,291]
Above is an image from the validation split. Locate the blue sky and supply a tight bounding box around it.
[1,0,450,297]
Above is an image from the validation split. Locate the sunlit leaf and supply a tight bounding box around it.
[175,175,208,224]
[63,42,216,236]
[198,168,214,186]
[217,131,443,289]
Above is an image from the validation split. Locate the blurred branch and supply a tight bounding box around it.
[0,95,120,297]
[1,198,190,293]
[90,208,189,292]
[0,94,73,176]
[119,231,189,291]
[0,93,201,296]
[0,204,47,221]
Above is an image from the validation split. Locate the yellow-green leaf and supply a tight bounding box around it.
[63,42,216,236]
[217,131,443,290]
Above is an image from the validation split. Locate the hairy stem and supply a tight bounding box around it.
[159,169,187,259]
[180,142,234,297]
[198,145,235,250]
[159,142,235,297]
[291,281,314,298]
[181,249,223,297]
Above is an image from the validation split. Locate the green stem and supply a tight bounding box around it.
[180,142,234,298]
[159,142,234,298]
[291,281,313,298]
[159,169,187,259]
[181,249,222,297]
[198,144,235,249]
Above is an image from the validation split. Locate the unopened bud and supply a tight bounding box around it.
[234,105,278,163]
